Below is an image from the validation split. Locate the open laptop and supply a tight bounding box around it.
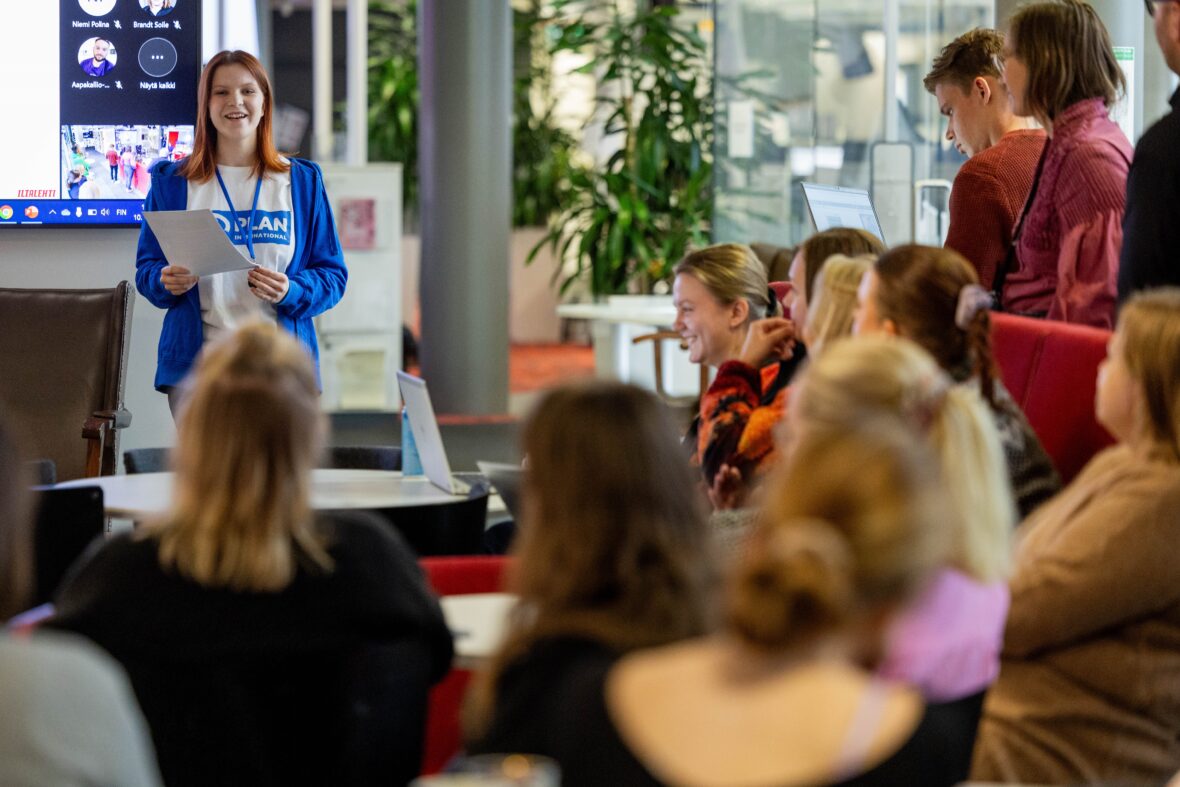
[396,371,471,496]
[800,182,887,244]
[475,461,523,520]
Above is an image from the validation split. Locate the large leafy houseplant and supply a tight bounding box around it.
[531,0,713,296]
[367,0,419,216]
[366,0,583,228]
[512,1,583,228]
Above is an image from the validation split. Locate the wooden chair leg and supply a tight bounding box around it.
[82,419,107,478]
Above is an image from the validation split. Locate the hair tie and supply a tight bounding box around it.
[909,372,951,433]
[955,284,992,330]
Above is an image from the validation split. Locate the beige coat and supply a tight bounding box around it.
[972,445,1180,785]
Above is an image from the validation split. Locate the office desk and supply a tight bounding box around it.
[55,469,462,520]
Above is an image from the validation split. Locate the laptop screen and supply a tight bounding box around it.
[800,182,887,244]
[396,371,459,494]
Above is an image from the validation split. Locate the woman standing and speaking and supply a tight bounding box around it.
[135,50,346,415]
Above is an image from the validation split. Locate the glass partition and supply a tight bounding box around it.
[713,0,994,249]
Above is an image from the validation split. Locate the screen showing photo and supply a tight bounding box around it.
[0,0,201,227]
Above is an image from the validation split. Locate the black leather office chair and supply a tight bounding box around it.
[324,445,402,471]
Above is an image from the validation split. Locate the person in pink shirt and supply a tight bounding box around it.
[132,156,150,195]
[792,336,1014,706]
[997,0,1131,329]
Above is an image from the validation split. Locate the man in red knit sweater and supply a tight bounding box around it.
[925,28,1046,290]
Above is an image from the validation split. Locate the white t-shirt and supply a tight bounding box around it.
[0,632,161,787]
[188,163,296,342]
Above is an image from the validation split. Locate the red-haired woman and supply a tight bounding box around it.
[135,50,346,415]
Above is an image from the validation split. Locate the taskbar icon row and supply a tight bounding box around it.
[0,200,145,226]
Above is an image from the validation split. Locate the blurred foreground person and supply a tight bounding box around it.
[52,323,452,787]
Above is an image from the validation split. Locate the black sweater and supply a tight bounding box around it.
[50,511,453,787]
[470,636,975,787]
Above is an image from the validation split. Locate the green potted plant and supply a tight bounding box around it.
[530,0,713,297]
[367,0,419,217]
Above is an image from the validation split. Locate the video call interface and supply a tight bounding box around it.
[0,0,200,227]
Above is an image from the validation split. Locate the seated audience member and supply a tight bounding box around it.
[856,243,1060,517]
[709,253,876,513]
[922,28,1046,290]
[0,419,161,787]
[599,420,972,786]
[973,288,1180,785]
[675,243,798,483]
[465,382,716,775]
[798,254,875,356]
[50,323,453,787]
[684,231,883,500]
[794,337,1012,706]
[787,228,885,332]
[995,0,1131,328]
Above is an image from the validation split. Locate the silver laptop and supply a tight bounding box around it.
[800,182,887,244]
[476,461,523,520]
[396,371,471,496]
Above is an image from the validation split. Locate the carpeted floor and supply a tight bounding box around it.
[508,343,595,393]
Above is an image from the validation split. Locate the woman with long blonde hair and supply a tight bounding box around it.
[973,289,1180,784]
[793,336,1013,706]
[52,323,452,787]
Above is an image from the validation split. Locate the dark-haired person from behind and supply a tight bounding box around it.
[0,419,162,787]
[464,382,716,782]
[923,28,1046,290]
[50,323,452,787]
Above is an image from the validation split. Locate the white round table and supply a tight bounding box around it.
[55,469,464,520]
[439,592,516,668]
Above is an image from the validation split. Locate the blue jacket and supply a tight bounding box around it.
[135,158,347,390]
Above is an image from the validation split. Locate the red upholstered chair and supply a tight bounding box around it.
[990,313,1115,484]
[418,556,513,775]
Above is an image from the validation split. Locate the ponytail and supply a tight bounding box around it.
[929,386,1014,582]
[875,246,1005,412]
[956,284,1000,410]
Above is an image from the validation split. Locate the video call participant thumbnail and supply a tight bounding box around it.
[140,0,175,16]
[80,37,116,77]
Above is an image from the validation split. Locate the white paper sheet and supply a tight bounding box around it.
[143,209,257,276]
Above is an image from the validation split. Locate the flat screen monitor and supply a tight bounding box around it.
[800,182,887,245]
[0,1,202,228]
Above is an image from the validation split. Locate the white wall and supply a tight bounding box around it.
[0,228,176,459]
